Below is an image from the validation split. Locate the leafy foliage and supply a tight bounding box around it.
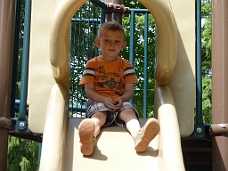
[123,0,146,9]
[201,1,212,76]
[122,14,156,117]
[7,136,39,171]
[201,1,212,123]
[69,2,102,116]
[202,77,212,123]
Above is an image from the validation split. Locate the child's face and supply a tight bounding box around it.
[95,30,126,60]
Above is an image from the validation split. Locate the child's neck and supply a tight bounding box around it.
[100,55,118,62]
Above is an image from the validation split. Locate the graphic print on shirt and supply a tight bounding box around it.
[95,66,123,96]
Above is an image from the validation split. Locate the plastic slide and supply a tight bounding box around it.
[39,85,185,171]
[63,85,185,171]
[27,0,195,170]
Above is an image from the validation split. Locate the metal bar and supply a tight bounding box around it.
[211,0,228,170]
[71,18,101,23]
[17,0,32,130]
[209,124,228,136]
[0,0,15,169]
[194,0,204,137]
[195,0,203,123]
[10,0,22,118]
[129,10,135,63]
[38,143,42,169]
[143,13,148,118]
[90,0,106,9]
[71,8,149,23]
[89,0,106,23]
[15,99,86,113]
[130,9,149,13]
[100,4,106,23]
[129,10,135,104]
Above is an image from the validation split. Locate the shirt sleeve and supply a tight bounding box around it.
[123,59,138,84]
[78,59,95,86]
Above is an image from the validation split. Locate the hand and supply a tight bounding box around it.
[103,97,116,109]
[113,97,123,111]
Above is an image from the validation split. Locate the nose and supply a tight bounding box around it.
[109,41,114,46]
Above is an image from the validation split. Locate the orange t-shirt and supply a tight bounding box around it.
[79,56,138,100]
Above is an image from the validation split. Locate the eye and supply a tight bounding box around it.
[104,39,110,43]
[115,40,120,44]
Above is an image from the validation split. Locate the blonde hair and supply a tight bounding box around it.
[97,21,126,41]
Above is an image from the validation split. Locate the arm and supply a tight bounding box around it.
[113,84,134,108]
[85,84,117,109]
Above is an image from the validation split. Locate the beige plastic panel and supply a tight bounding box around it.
[142,0,195,136]
[28,0,87,133]
[39,83,69,171]
[140,0,177,84]
[28,0,58,133]
[165,0,195,136]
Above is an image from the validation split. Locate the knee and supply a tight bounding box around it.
[91,112,107,125]
[119,108,136,120]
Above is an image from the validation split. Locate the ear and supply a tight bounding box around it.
[121,41,127,50]
[95,38,100,48]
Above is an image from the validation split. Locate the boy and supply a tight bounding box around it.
[78,21,160,156]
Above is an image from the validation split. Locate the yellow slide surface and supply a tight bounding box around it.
[40,85,185,171]
[64,85,185,171]
[28,0,195,170]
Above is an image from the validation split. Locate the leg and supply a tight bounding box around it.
[118,108,141,138]
[91,111,107,137]
[134,118,160,152]
[119,108,160,152]
[78,111,107,156]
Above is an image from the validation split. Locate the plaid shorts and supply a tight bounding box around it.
[86,100,139,127]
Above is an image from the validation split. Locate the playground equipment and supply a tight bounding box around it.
[27,0,194,170]
[211,0,228,169]
[0,0,15,169]
[2,0,227,170]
